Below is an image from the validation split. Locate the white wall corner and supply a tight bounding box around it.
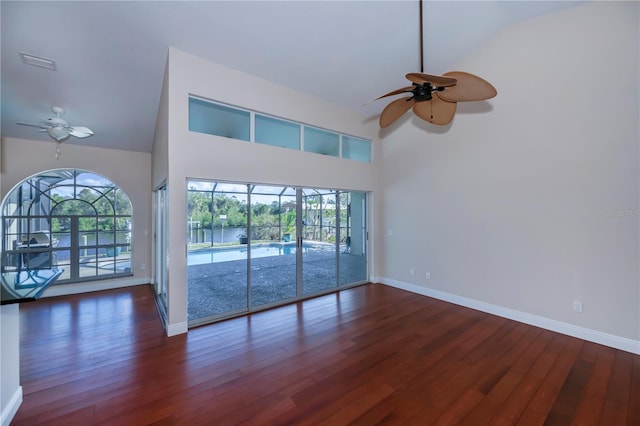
[166,321,188,337]
[381,278,640,355]
[1,386,22,426]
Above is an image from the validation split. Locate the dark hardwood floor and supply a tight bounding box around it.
[12,283,639,425]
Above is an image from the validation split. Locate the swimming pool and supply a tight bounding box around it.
[188,243,331,265]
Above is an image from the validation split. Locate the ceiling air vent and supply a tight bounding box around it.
[19,52,56,70]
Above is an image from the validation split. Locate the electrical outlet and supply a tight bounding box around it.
[573,301,583,313]
[410,268,415,277]
[425,272,431,280]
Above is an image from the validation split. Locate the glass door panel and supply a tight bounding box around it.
[187,182,248,323]
[154,186,168,309]
[302,188,338,295]
[339,191,367,285]
[250,185,297,307]
[186,180,368,327]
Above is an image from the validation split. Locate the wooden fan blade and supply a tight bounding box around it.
[365,86,414,105]
[406,73,457,87]
[412,95,457,125]
[438,71,497,102]
[380,97,415,128]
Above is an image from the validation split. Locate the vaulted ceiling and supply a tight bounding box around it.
[1,1,582,153]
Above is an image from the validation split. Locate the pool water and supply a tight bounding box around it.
[189,244,305,265]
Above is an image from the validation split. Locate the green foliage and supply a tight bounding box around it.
[187,191,293,241]
[188,192,249,228]
[251,214,279,240]
[282,210,296,234]
[50,188,131,232]
[187,190,346,243]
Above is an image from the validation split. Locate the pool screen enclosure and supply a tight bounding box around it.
[186,181,367,325]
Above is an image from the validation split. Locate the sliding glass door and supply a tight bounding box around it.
[187,182,248,323]
[250,185,297,307]
[154,186,168,310]
[301,188,338,295]
[186,181,367,326]
[339,191,367,285]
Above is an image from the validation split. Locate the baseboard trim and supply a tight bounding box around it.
[166,321,188,337]
[41,277,151,298]
[1,385,22,426]
[381,278,640,355]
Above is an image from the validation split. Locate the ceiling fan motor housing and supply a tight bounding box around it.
[413,83,433,101]
[47,117,69,127]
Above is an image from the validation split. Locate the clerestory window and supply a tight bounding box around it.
[1,169,133,284]
[188,95,372,162]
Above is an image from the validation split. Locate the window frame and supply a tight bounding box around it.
[1,169,133,285]
[188,95,372,162]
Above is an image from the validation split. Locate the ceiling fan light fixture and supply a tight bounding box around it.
[47,126,69,141]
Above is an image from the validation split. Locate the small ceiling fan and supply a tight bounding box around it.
[370,0,497,127]
[17,106,94,142]
[17,106,94,159]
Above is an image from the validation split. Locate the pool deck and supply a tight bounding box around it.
[188,250,366,322]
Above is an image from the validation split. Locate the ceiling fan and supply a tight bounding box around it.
[17,106,94,159]
[17,106,94,142]
[370,0,497,128]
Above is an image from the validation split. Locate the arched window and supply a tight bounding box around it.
[1,169,133,284]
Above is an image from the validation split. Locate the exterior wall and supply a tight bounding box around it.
[1,137,153,296]
[162,48,378,333]
[375,2,639,352]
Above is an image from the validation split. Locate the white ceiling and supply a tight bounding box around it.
[1,1,582,153]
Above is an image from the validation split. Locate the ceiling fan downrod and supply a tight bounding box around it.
[419,0,424,73]
[371,0,497,128]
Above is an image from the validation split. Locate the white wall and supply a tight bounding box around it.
[0,138,22,426]
[152,56,170,190]
[376,2,639,352]
[161,48,378,333]
[0,305,20,426]
[1,137,153,295]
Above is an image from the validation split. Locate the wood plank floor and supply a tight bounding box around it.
[12,283,640,425]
